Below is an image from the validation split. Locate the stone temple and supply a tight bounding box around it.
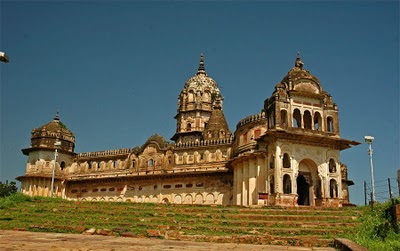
[17,54,360,207]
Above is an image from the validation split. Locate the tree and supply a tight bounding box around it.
[0,181,18,197]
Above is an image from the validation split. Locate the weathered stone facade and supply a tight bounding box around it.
[17,54,359,207]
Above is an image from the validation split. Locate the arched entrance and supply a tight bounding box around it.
[297,175,309,205]
[297,159,319,206]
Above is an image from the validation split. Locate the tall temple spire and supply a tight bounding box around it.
[295,52,304,69]
[197,53,206,74]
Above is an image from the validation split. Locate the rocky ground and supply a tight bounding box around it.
[0,230,335,251]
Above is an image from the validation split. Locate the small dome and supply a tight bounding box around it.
[29,112,75,153]
[280,53,322,94]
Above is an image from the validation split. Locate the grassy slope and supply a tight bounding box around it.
[0,193,369,247]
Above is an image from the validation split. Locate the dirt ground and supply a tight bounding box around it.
[0,230,335,251]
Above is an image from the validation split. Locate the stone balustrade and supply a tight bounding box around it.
[236,112,266,130]
[77,148,131,158]
[174,137,233,149]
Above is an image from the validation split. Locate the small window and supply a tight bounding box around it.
[283,153,291,168]
[327,117,334,132]
[175,184,182,188]
[139,186,143,191]
[283,174,292,194]
[293,109,301,128]
[330,179,338,198]
[196,183,204,187]
[81,189,88,193]
[71,189,78,194]
[117,187,124,192]
[154,185,158,189]
[270,175,275,194]
[60,161,66,170]
[109,188,115,192]
[186,183,193,188]
[113,161,117,168]
[280,110,288,127]
[149,159,154,167]
[187,123,191,131]
[329,159,336,173]
[304,110,312,129]
[100,188,107,192]
[163,185,171,189]
[92,188,98,192]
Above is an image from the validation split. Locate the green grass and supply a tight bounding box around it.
[0,193,364,247]
[343,198,400,251]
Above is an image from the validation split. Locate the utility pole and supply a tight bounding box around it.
[365,136,375,202]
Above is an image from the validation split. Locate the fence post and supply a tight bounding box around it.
[364,181,367,206]
[370,192,374,209]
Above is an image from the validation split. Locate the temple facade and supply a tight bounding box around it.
[17,54,359,207]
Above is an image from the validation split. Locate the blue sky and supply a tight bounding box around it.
[1,1,398,205]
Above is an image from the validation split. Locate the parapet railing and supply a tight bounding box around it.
[174,137,233,149]
[236,112,266,129]
[77,148,131,158]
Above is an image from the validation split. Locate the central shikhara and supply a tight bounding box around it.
[17,54,360,207]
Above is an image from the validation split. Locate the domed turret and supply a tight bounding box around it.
[172,54,230,143]
[22,111,75,155]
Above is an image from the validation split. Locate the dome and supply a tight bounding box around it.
[180,54,221,103]
[280,53,322,94]
[24,112,75,154]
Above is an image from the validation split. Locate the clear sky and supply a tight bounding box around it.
[1,1,398,205]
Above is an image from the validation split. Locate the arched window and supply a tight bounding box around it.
[88,162,92,169]
[97,162,101,169]
[293,109,302,128]
[270,155,275,169]
[283,153,291,168]
[330,179,338,198]
[283,174,292,194]
[132,160,135,168]
[304,110,312,129]
[270,175,275,194]
[149,159,154,167]
[280,110,288,127]
[60,161,66,170]
[327,117,333,132]
[329,159,336,173]
[187,123,191,131]
[314,112,322,131]
[113,160,117,168]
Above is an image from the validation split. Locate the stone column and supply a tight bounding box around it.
[275,146,282,193]
[248,158,256,205]
[236,162,242,205]
[233,164,237,204]
[242,160,249,206]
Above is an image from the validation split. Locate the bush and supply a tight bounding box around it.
[0,181,18,197]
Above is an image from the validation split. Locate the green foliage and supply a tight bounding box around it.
[345,199,400,251]
[0,193,32,209]
[0,181,18,197]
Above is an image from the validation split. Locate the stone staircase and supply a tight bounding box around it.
[1,199,362,247]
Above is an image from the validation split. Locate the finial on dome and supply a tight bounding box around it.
[197,53,206,74]
[54,109,59,121]
[295,52,304,69]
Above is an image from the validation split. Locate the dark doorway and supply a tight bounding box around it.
[297,175,310,205]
